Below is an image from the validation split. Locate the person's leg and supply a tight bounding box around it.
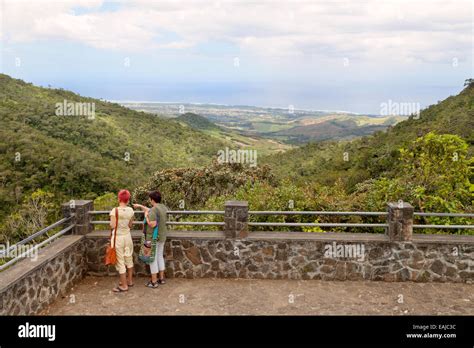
[126,267,134,286]
[116,272,127,291]
[148,244,159,286]
[124,235,134,286]
[120,269,133,287]
[157,242,166,283]
[113,236,128,292]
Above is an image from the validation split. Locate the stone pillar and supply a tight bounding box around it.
[224,201,249,239]
[386,201,414,241]
[61,200,94,235]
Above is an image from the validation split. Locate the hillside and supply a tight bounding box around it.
[122,102,406,145]
[262,83,474,189]
[270,118,391,143]
[251,114,405,144]
[176,112,221,131]
[174,112,293,156]
[1,74,471,240]
[0,74,233,220]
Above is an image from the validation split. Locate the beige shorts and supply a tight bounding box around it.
[114,234,134,274]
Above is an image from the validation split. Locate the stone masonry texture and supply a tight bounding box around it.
[86,235,473,283]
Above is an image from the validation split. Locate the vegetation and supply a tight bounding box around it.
[262,82,474,189]
[132,161,275,209]
[0,74,233,239]
[176,112,221,131]
[0,75,472,242]
[131,132,472,235]
[125,102,406,145]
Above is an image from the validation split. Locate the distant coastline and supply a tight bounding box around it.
[115,100,365,116]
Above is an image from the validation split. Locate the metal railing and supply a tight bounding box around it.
[2,206,472,273]
[413,212,474,230]
[248,210,388,230]
[247,211,473,230]
[249,211,388,216]
[88,209,473,231]
[0,214,75,271]
[89,210,225,227]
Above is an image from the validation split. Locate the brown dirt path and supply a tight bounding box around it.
[41,276,474,315]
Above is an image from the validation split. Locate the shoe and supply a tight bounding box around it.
[113,285,128,293]
[146,280,159,289]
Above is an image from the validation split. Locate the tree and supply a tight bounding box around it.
[362,132,472,214]
[0,189,55,243]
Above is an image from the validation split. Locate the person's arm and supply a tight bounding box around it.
[109,208,117,229]
[146,208,158,228]
[133,203,150,213]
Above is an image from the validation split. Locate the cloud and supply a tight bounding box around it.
[1,0,471,63]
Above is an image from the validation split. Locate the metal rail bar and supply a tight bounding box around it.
[167,222,225,226]
[0,224,74,271]
[90,210,473,217]
[89,210,224,215]
[168,211,225,215]
[249,211,387,216]
[91,221,224,226]
[413,225,474,229]
[0,215,74,257]
[414,212,474,218]
[248,222,388,228]
[89,211,144,215]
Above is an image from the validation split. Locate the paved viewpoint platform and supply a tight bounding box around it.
[41,277,473,315]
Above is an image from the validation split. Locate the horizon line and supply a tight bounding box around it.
[111,100,368,116]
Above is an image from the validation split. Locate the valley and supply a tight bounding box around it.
[120,102,407,144]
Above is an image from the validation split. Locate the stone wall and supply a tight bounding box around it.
[1,229,473,316]
[65,199,474,283]
[85,231,473,283]
[0,236,85,315]
[85,231,150,276]
[2,197,472,316]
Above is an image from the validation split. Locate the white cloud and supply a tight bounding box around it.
[1,0,471,63]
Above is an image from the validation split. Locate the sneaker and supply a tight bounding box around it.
[146,280,159,289]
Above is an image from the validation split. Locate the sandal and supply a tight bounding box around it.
[113,286,128,293]
[119,282,134,287]
[146,281,159,289]
[158,278,166,285]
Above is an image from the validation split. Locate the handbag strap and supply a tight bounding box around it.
[152,225,159,240]
[142,217,147,235]
[110,207,119,248]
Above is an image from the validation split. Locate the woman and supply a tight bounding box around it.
[133,190,168,288]
[110,189,135,292]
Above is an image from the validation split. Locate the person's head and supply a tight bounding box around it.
[148,190,162,205]
[118,189,131,204]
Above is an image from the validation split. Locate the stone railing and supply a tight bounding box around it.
[65,200,474,241]
[0,199,473,315]
[76,199,474,282]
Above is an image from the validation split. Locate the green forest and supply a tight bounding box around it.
[0,74,472,243]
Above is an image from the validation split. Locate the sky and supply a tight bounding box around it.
[0,0,472,114]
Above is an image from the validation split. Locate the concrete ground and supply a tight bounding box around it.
[41,276,474,315]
